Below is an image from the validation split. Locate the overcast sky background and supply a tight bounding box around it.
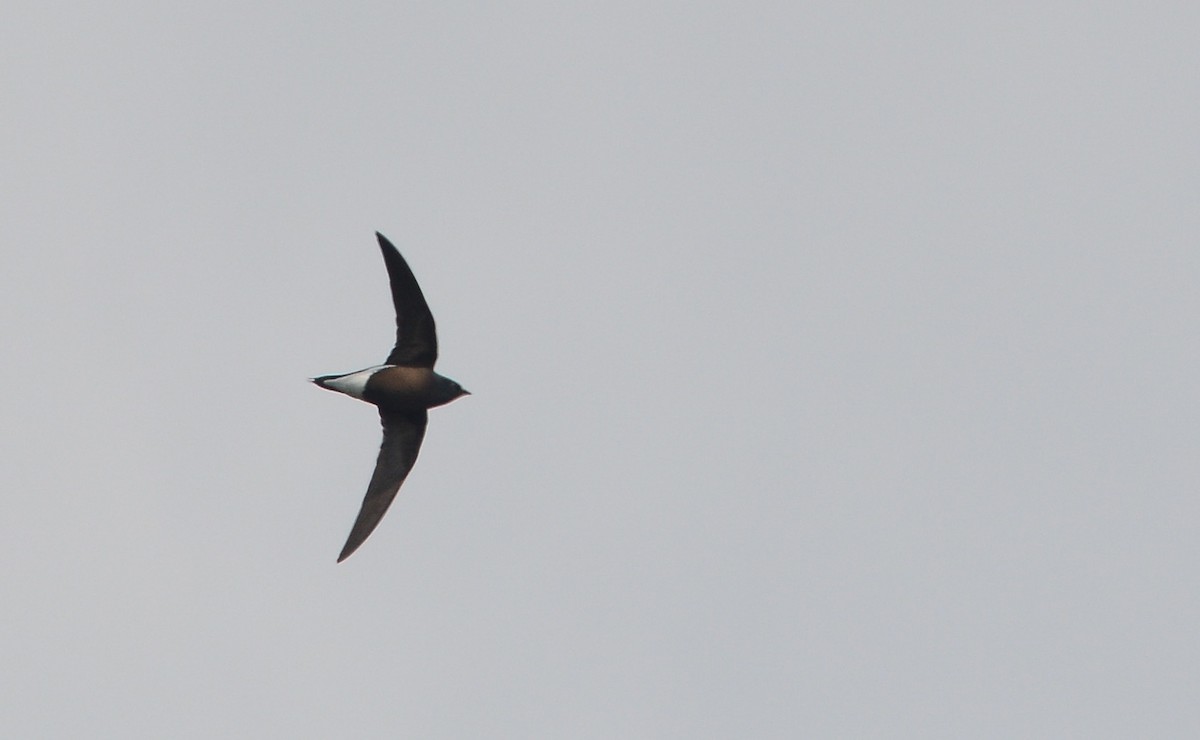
[3,2,1198,737]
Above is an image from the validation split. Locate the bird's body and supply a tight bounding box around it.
[315,365,464,411]
[313,233,469,562]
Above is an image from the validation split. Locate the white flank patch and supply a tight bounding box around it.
[321,365,391,400]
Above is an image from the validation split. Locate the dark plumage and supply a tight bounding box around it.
[313,233,469,562]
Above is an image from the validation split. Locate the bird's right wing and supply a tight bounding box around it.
[336,408,429,562]
[376,232,438,368]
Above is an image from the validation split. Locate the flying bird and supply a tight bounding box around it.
[313,232,469,562]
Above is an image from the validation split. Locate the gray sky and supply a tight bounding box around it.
[3,2,1198,737]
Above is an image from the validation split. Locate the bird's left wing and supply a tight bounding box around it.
[336,408,429,562]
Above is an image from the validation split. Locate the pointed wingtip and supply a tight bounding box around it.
[375,231,395,251]
[337,519,376,562]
